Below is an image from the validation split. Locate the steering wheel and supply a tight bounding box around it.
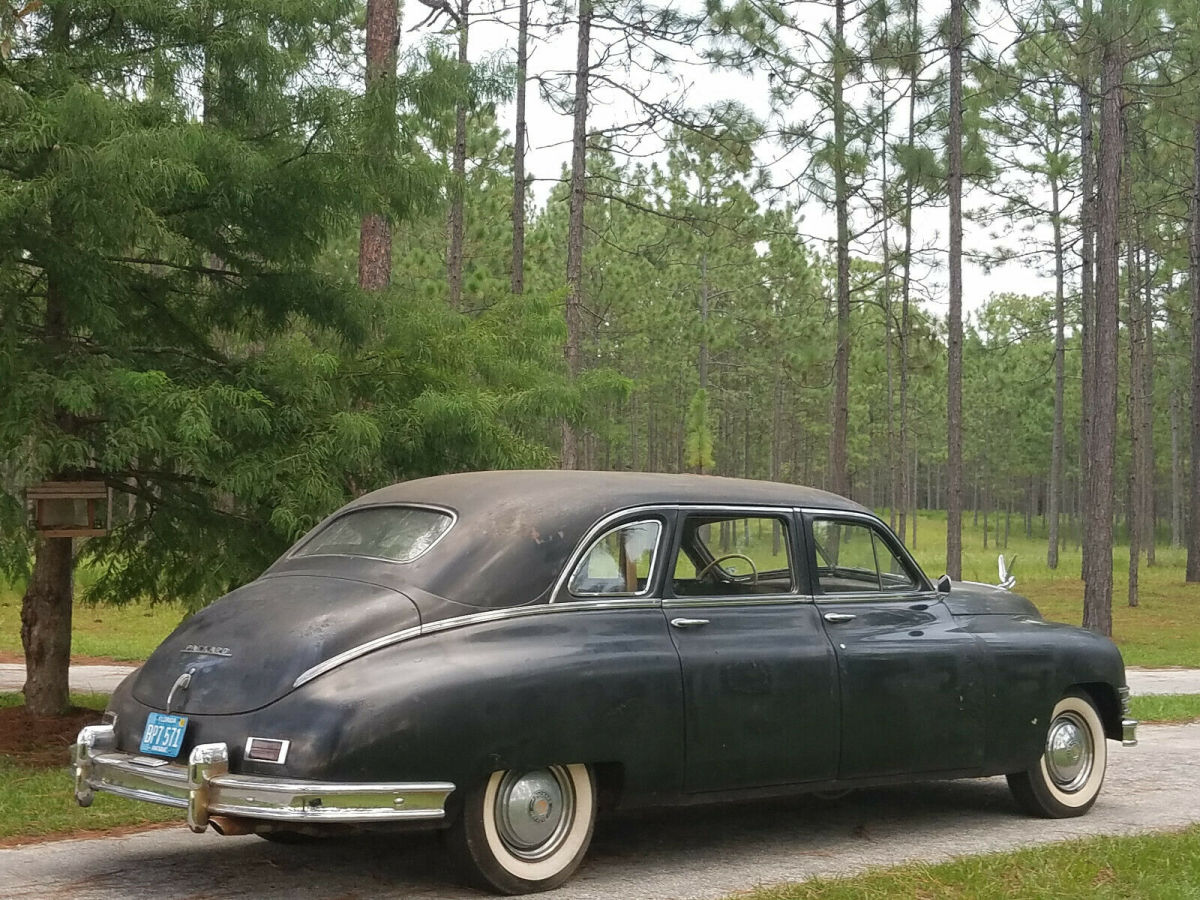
[695,553,759,584]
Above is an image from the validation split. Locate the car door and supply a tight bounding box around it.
[805,512,986,780]
[663,508,839,793]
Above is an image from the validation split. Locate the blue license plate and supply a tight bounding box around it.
[139,712,189,758]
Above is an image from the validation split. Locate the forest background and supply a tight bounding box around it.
[2,0,1197,716]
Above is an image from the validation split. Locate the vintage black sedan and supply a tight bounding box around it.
[73,471,1137,894]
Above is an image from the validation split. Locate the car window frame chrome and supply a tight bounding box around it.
[565,518,667,600]
[799,507,935,601]
[286,502,459,566]
[663,504,804,603]
[549,505,677,605]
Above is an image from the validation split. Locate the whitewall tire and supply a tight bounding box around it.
[1008,692,1108,818]
[449,763,596,894]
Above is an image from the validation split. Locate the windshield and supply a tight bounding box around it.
[293,506,453,563]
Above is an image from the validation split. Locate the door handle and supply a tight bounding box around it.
[670,617,711,629]
[823,612,857,623]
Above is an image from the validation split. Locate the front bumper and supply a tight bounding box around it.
[1119,685,1138,747]
[72,725,455,833]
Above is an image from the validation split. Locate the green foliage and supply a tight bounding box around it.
[0,0,560,612]
[684,389,716,474]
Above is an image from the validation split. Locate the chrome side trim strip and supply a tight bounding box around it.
[292,599,662,688]
[293,625,423,688]
[662,595,814,608]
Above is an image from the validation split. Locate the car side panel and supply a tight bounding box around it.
[956,614,1128,773]
[303,607,686,805]
[664,600,839,792]
[821,596,988,778]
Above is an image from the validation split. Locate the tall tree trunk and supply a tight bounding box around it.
[1083,24,1123,635]
[1048,177,1066,568]
[511,0,529,295]
[898,0,918,547]
[1128,195,1143,609]
[1078,0,1097,581]
[946,0,965,580]
[562,0,592,470]
[1143,245,1156,565]
[447,0,470,308]
[829,0,851,499]
[358,0,399,291]
[882,90,896,531]
[1171,384,1183,548]
[1188,119,1200,581]
[21,537,74,717]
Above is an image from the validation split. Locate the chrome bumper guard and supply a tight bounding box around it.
[1119,685,1138,747]
[72,725,455,833]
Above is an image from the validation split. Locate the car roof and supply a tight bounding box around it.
[347,469,870,518]
[272,470,872,611]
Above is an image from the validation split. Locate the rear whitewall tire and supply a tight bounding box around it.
[1008,692,1108,818]
[450,763,596,895]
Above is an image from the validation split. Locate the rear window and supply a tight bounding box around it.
[293,506,453,563]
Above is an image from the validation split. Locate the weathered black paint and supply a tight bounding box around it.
[105,471,1128,822]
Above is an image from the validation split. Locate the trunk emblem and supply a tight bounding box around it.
[182,644,232,657]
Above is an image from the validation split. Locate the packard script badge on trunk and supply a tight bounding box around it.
[181,644,232,657]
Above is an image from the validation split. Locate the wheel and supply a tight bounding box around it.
[448,763,596,895]
[1007,691,1108,818]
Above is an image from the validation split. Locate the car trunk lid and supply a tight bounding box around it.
[131,574,420,715]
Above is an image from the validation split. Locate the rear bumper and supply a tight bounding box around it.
[72,725,455,833]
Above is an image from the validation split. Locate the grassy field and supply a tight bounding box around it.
[0,582,185,662]
[734,825,1200,900]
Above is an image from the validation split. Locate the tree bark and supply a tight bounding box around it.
[21,537,74,717]
[562,0,592,470]
[828,0,851,499]
[1127,189,1143,609]
[511,0,529,295]
[946,0,965,580]
[1143,245,1156,565]
[1083,25,1123,635]
[1078,0,1096,581]
[358,0,399,291]
[1048,176,1066,569]
[447,0,470,308]
[1172,384,1183,548]
[898,0,918,547]
[1188,119,1200,581]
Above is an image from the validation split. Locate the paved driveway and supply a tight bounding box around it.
[0,724,1195,899]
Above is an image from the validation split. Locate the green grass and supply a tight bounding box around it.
[0,582,186,662]
[735,825,1200,899]
[1128,693,1200,724]
[894,510,1200,669]
[0,692,182,843]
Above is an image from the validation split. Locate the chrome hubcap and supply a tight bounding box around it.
[1045,711,1093,792]
[494,766,574,860]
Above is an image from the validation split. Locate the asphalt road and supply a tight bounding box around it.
[2,724,1197,900]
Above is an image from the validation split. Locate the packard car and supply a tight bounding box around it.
[73,471,1137,894]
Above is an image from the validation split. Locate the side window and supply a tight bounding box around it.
[671,514,793,597]
[568,520,662,597]
[811,518,917,594]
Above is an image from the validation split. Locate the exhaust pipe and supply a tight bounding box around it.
[208,815,255,836]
